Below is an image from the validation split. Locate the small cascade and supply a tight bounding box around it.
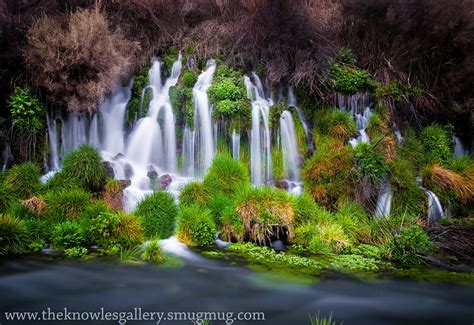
[374,181,392,218]
[182,125,195,177]
[192,60,216,177]
[2,144,11,172]
[287,87,309,135]
[46,112,59,171]
[232,129,240,160]
[61,114,88,155]
[424,189,445,225]
[245,73,273,186]
[279,110,300,181]
[453,136,467,157]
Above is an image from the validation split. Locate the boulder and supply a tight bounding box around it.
[157,174,172,190]
[103,161,115,178]
[274,179,289,190]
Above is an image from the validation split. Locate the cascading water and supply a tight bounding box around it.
[46,112,59,171]
[287,87,309,136]
[424,189,445,225]
[192,60,216,177]
[374,181,392,218]
[453,136,467,157]
[232,130,240,160]
[245,73,272,186]
[279,111,299,181]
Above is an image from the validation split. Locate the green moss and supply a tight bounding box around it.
[271,145,284,180]
[4,162,42,199]
[43,189,91,222]
[291,109,309,157]
[0,214,30,255]
[269,102,287,129]
[328,254,379,272]
[169,84,194,127]
[61,145,107,192]
[181,70,198,87]
[135,191,178,239]
[127,62,152,123]
[176,205,216,247]
[203,155,250,196]
[338,47,357,65]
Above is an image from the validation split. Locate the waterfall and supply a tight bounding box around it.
[424,189,445,225]
[182,126,195,177]
[453,136,467,157]
[280,111,300,181]
[46,112,59,171]
[192,60,216,177]
[2,144,11,172]
[287,87,309,136]
[232,129,240,160]
[245,73,273,186]
[374,181,392,218]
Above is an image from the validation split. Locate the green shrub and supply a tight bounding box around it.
[51,221,87,250]
[4,162,42,199]
[135,191,178,239]
[7,202,39,220]
[0,215,30,255]
[176,205,216,247]
[353,143,388,182]
[141,240,166,263]
[7,87,44,134]
[78,200,111,222]
[329,63,376,95]
[86,211,121,247]
[338,47,357,65]
[64,247,88,257]
[127,62,151,123]
[115,212,145,248]
[209,79,241,102]
[206,193,234,224]
[385,225,433,265]
[179,181,211,207]
[43,171,83,192]
[269,102,287,129]
[24,218,50,251]
[61,145,107,191]
[309,222,350,254]
[181,70,198,87]
[294,221,319,247]
[43,189,90,222]
[203,155,250,196]
[420,125,452,165]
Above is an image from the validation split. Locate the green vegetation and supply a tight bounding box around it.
[7,87,44,134]
[43,189,90,222]
[203,155,249,196]
[384,225,433,265]
[0,215,29,255]
[419,125,452,165]
[51,221,87,250]
[61,145,107,191]
[135,191,178,239]
[314,108,356,142]
[170,77,195,127]
[309,312,339,325]
[4,162,42,199]
[43,172,82,192]
[126,62,152,123]
[176,205,216,247]
[141,240,167,263]
[353,142,388,182]
[329,63,376,95]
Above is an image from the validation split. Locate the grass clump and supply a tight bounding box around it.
[219,206,244,242]
[235,187,295,244]
[353,142,388,183]
[135,191,178,239]
[314,109,357,142]
[294,193,331,225]
[0,183,14,213]
[61,145,107,191]
[141,240,166,263]
[176,205,216,247]
[0,215,29,255]
[334,202,371,243]
[179,181,211,207]
[4,162,42,199]
[43,189,90,222]
[43,171,83,192]
[419,125,452,165]
[203,155,249,196]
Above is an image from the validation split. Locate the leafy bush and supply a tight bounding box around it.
[64,247,88,257]
[0,215,30,255]
[209,78,241,102]
[181,70,198,87]
[353,143,388,182]
[4,162,42,199]
[141,240,166,263]
[329,63,376,95]
[179,181,211,207]
[24,218,50,250]
[135,191,178,239]
[385,225,433,265]
[87,211,121,247]
[338,47,357,65]
[43,189,90,222]
[176,205,216,247]
[420,125,452,165]
[7,87,44,134]
[61,145,107,191]
[203,155,250,196]
[51,221,87,250]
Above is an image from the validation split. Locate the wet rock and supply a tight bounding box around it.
[119,179,131,189]
[157,174,172,190]
[103,161,115,178]
[113,153,125,160]
[124,163,134,179]
[147,170,158,179]
[271,240,288,252]
[274,179,289,190]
